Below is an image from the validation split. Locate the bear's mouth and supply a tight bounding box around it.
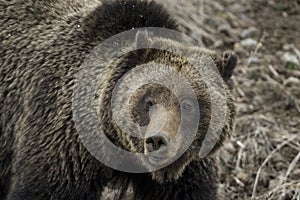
[143,139,185,168]
[145,149,180,167]
[148,155,170,165]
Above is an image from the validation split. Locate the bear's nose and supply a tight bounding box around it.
[145,132,170,152]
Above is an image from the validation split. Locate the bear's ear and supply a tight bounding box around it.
[134,30,152,49]
[214,51,238,81]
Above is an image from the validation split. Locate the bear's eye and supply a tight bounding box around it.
[182,103,192,111]
[145,100,154,110]
[181,100,194,112]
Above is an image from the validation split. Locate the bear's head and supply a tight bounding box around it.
[94,31,237,183]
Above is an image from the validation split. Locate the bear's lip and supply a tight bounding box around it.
[147,154,172,166]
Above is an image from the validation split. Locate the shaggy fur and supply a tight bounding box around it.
[0,0,237,199]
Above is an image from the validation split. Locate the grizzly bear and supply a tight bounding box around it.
[0,0,237,199]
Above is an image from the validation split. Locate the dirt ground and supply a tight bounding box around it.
[104,0,300,199]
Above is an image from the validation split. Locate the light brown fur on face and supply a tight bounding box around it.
[146,105,180,141]
[105,40,236,183]
[128,84,186,179]
[129,84,180,141]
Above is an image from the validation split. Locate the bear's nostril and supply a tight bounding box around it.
[145,132,170,152]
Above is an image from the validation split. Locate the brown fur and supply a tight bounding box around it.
[0,0,237,199]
